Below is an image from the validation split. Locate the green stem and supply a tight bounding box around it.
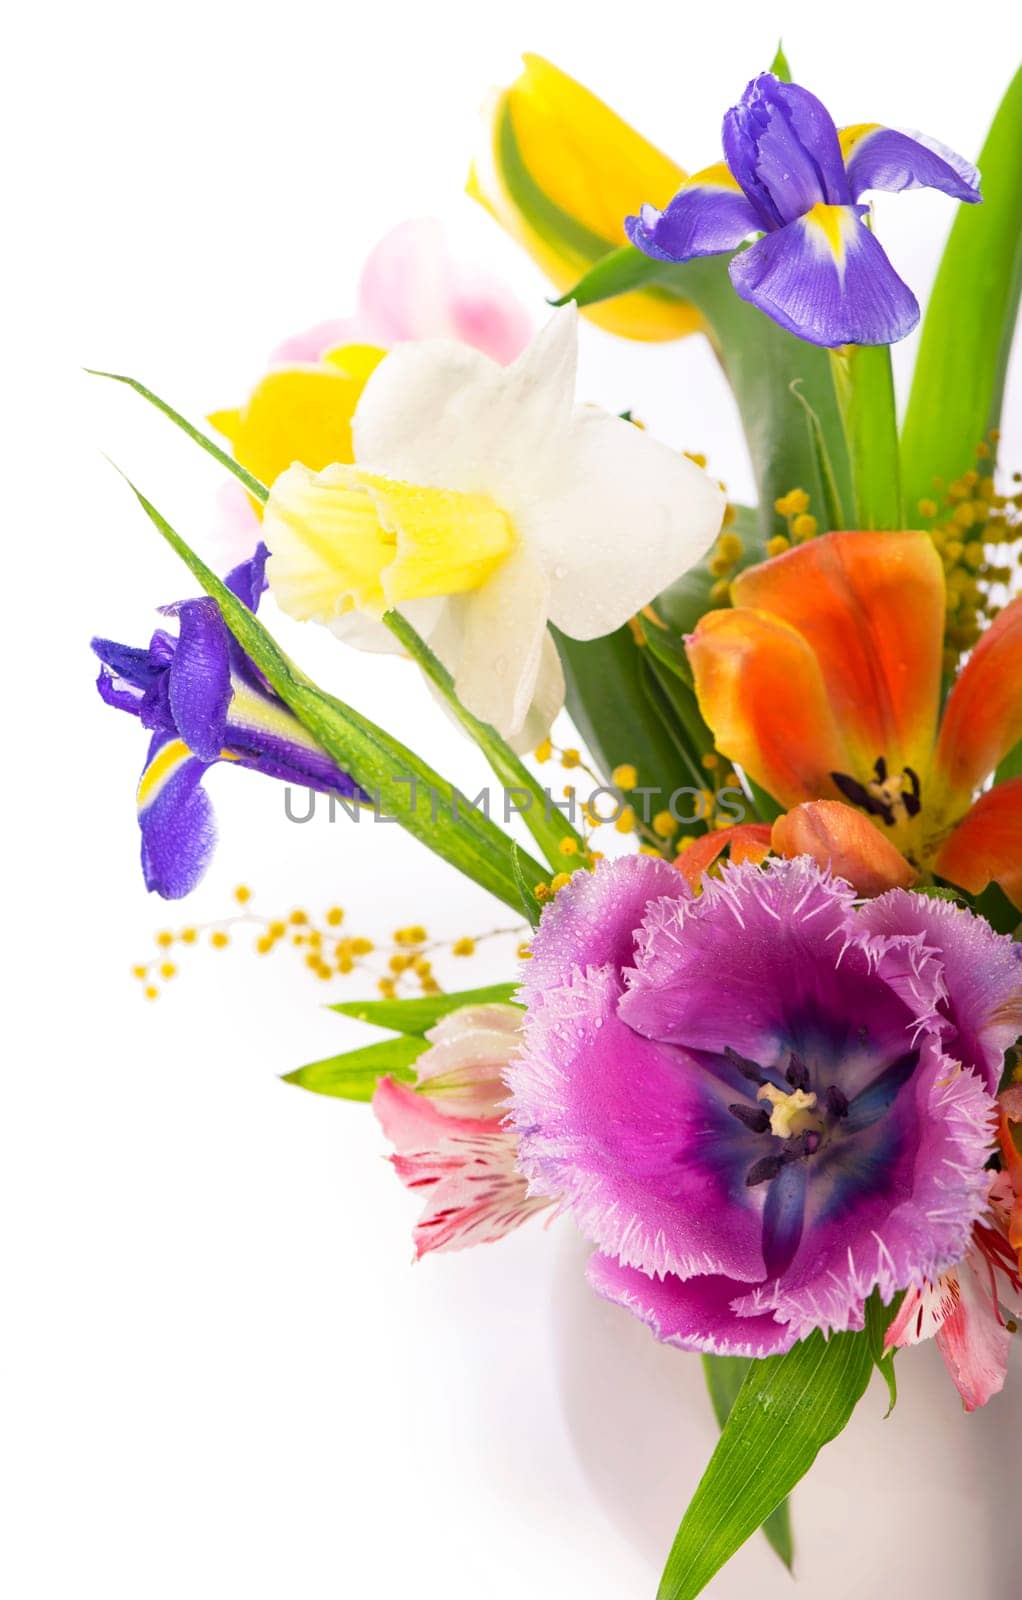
[383,612,587,872]
[829,345,903,529]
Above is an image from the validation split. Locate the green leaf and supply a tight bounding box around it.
[654,505,761,635]
[549,243,660,311]
[920,884,971,906]
[997,741,1021,782]
[658,1330,873,1600]
[829,345,902,529]
[640,648,714,790]
[282,1034,426,1100]
[788,381,846,530]
[700,1356,794,1570]
[554,624,697,805]
[769,42,792,82]
[117,474,548,912]
[511,841,544,927]
[556,505,761,816]
[556,252,852,538]
[864,1291,900,1416]
[88,371,270,504]
[330,983,520,1035]
[901,65,1022,508]
[384,611,587,871]
[974,880,1020,936]
[640,618,695,689]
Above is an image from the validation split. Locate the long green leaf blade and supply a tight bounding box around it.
[901,65,1022,507]
[864,1290,900,1415]
[330,983,520,1035]
[830,345,902,528]
[659,1331,873,1600]
[282,1034,426,1100]
[384,612,587,871]
[88,370,270,503]
[700,1357,793,1570]
[788,381,847,530]
[555,624,696,800]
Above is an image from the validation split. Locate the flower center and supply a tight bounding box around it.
[724,1045,852,1188]
[269,463,516,618]
[363,473,516,606]
[831,755,922,828]
[756,1082,822,1140]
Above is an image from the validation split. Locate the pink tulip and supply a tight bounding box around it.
[270,218,532,367]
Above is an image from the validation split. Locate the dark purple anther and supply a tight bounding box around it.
[745,1154,788,1187]
[724,1046,767,1084]
[786,1051,811,1091]
[728,1101,772,1134]
[826,1084,850,1119]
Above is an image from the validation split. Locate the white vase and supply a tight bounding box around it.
[550,1227,1022,1597]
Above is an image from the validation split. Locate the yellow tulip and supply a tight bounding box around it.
[209,344,385,504]
[468,54,702,343]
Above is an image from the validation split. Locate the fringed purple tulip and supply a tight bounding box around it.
[92,544,361,898]
[508,856,1020,1355]
[626,72,980,346]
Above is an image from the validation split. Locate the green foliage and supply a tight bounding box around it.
[769,42,792,82]
[331,984,520,1035]
[384,612,586,871]
[700,1356,793,1569]
[554,623,697,800]
[282,1035,426,1100]
[829,345,902,530]
[864,1291,900,1415]
[901,66,1022,507]
[997,742,1021,782]
[658,1330,873,1600]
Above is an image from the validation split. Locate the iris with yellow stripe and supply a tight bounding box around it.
[628,70,980,346]
[93,544,361,899]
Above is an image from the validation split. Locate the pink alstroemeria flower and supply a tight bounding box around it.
[373,1003,552,1258]
[887,1087,1022,1410]
[271,217,533,367]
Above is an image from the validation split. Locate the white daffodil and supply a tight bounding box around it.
[262,305,724,747]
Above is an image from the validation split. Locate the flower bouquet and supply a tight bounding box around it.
[91,45,1022,1600]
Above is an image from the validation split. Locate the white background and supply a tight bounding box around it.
[5,2,1022,1595]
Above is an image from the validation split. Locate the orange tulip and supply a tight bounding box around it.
[673,822,772,888]
[771,800,917,897]
[687,530,1022,905]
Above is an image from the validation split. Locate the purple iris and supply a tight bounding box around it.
[626,72,981,346]
[92,544,361,899]
[508,856,1020,1355]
